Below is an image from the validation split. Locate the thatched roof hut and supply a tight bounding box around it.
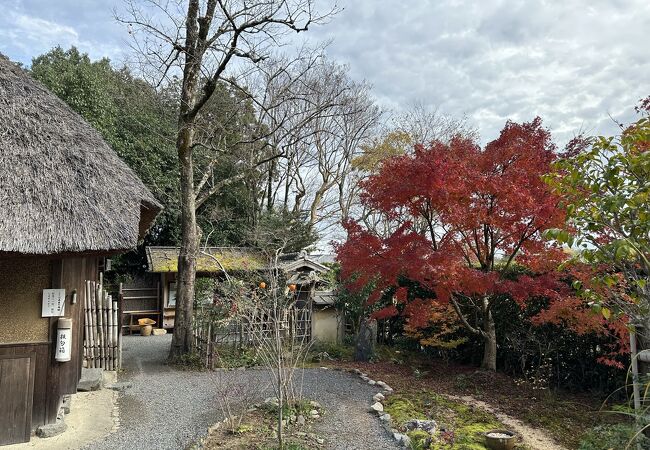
[0,54,161,255]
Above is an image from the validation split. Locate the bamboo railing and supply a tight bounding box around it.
[83,275,121,370]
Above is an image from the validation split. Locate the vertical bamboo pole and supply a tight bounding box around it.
[118,283,123,370]
[83,281,90,367]
[107,294,113,370]
[97,283,104,369]
[112,298,118,370]
[89,281,97,368]
[103,290,108,368]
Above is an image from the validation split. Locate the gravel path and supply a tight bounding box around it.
[88,335,397,450]
[302,370,399,450]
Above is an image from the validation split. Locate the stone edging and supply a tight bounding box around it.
[349,368,411,448]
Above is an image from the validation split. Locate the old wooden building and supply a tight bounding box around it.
[123,247,343,343]
[0,55,160,445]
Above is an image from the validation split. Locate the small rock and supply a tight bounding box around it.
[393,432,411,447]
[380,413,392,423]
[56,406,65,422]
[376,381,388,389]
[296,432,307,437]
[309,400,322,409]
[36,421,67,438]
[316,438,325,444]
[368,379,376,385]
[106,382,133,391]
[62,395,71,414]
[383,385,394,392]
[370,402,384,413]
[360,376,370,382]
[77,368,103,392]
[297,415,306,426]
[361,373,368,377]
[373,393,385,402]
[404,419,437,433]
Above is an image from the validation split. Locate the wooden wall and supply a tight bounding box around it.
[0,255,98,445]
[45,257,98,422]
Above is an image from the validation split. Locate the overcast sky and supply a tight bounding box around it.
[1,0,648,144]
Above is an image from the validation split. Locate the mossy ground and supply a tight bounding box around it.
[383,390,525,449]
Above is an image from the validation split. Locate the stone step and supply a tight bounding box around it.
[77,368,104,392]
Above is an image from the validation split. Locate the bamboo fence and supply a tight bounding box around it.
[83,275,121,370]
[193,305,311,369]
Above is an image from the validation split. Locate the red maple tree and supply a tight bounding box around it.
[337,118,575,370]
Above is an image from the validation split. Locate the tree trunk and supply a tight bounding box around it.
[481,301,497,371]
[635,318,650,377]
[355,319,377,362]
[169,124,199,360]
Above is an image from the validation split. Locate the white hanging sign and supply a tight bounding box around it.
[42,289,66,317]
[56,318,72,362]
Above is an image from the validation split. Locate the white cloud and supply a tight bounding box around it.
[304,0,650,144]
[0,0,648,145]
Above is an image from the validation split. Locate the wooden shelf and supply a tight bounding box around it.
[121,287,158,292]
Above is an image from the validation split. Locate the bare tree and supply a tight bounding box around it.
[255,60,381,241]
[118,0,336,359]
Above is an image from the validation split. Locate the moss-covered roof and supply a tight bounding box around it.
[146,246,266,273]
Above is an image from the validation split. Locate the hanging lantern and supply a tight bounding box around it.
[288,284,297,292]
[259,281,266,289]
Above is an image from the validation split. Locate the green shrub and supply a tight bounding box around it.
[578,424,650,450]
[170,351,205,370]
[214,345,259,368]
[309,341,353,361]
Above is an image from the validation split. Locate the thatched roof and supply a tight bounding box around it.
[146,247,330,276]
[0,55,161,255]
[147,247,266,273]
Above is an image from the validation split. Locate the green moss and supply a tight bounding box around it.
[384,395,430,425]
[384,391,507,450]
[407,430,432,450]
[150,249,265,273]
